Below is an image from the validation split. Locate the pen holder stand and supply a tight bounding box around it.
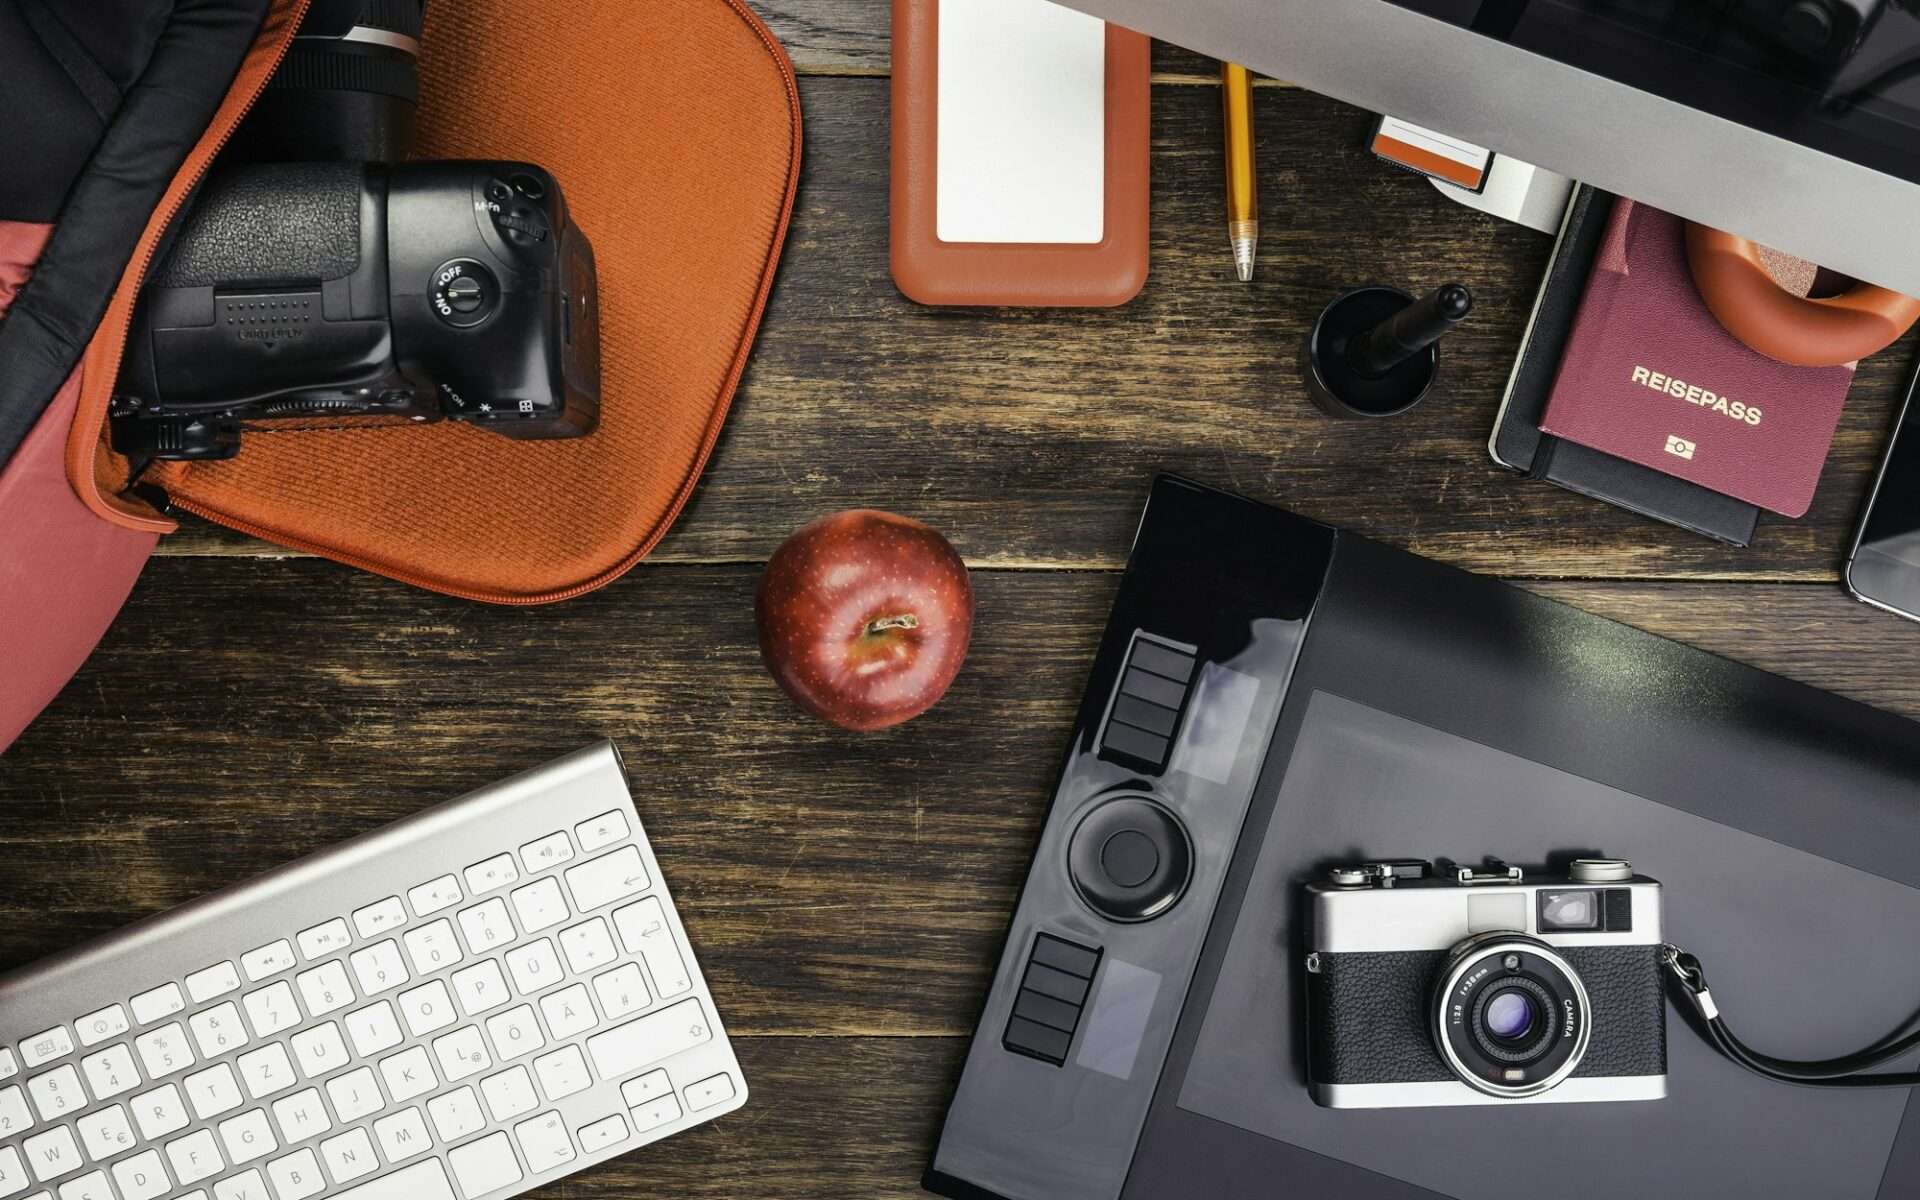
[1304,284,1470,419]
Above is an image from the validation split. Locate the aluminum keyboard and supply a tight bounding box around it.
[0,742,745,1200]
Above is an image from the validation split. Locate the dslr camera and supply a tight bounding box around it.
[111,0,600,463]
[1303,857,1668,1108]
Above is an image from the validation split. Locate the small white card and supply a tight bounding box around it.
[936,0,1106,244]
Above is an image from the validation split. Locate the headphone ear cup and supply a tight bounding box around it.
[1685,224,1920,368]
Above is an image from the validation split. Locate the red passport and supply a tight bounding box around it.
[1538,199,1855,518]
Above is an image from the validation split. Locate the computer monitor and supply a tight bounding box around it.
[1061,0,1920,296]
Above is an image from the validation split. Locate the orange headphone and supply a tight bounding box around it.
[1685,224,1920,367]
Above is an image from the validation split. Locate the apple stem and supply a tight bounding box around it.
[865,613,919,636]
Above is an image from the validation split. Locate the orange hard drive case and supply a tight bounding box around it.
[889,0,1151,307]
[65,0,803,604]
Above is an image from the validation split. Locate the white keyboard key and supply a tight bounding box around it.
[585,998,712,1079]
[518,832,573,871]
[185,963,241,1004]
[26,1065,84,1121]
[513,1110,575,1173]
[0,1049,15,1080]
[348,941,408,996]
[23,1127,81,1181]
[447,1132,521,1200]
[628,1093,681,1136]
[456,899,514,953]
[483,1006,545,1061]
[295,918,352,962]
[401,920,464,976]
[216,1109,276,1164]
[350,898,405,940]
[269,1088,330,1144]
[425,1087,484,1142]
[265,1149,323,1200]
[78,1044,138,1101]
[75,1104,135,1159]
[162,1129,222,1185]
[508,878,568,934]
[592,963,649,1020]
[613,897,692,997]
[574,810,629,852]
[188,1002,248,1058]
[343,1002,402,1058]
[317,1127,377,1185]
[288,1023,349,1079]
[431,1027,491,1083]
[464,854,520,895]
[370,1108,430,1163]
[577,1112,628,1154]
[323,1068,382,1124]
[503,939,563,996]
[407,876,461,918]
[241,981,300,1038]
[562,846,647,912]
[129,985,185,1027]
[20,1029,73,1070]
[133,1023,193,1079]
[75,1007,128,1048]
[558,918,617,974]
[0,1085,31,1135]
[212,1169,267,1200]
[130,1083,187,1140]
[537,983,597,1041]
[378,1047,435,1103]
[331,1158,455,1200]
[397,980,456,1037]
[54,1170,109,1200]
[449,960,509,1016]
[479,1067,537,1122]
[685,1071,737,1111]
[531,1045,591,1101]
[183,1064,242,1120]
[618,1069,670,1109]
[240,941,296,982]
[109,1150,168,1200]
[0,1148,22,1198]
[293,961,353,1017]
[236,1044,294,1100]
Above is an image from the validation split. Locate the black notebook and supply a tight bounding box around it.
[1489,185,1760,546]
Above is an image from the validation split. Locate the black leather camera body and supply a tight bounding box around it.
[1303,857,1668,1108]
[112,159,599,461]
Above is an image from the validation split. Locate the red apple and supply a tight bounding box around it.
[756,509,974,730]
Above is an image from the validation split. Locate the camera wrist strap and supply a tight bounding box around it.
[1662,944,1920,1088]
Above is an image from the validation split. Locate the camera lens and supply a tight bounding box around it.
[1483,990,1535,1040]
[227,0,425,164]
[1430,933,1591,1099]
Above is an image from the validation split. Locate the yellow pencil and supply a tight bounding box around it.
[1222,62,1258,282]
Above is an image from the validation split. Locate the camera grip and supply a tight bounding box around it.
[154,162,366,288]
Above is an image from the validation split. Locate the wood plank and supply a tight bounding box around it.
[148,77,1916,581]
[589,1036,963,1198]
[9,560,1920,1034]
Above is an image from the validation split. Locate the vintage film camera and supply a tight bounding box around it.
[1303,857,1668,1108]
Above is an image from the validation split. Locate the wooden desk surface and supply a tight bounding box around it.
[7,6,1920,1195]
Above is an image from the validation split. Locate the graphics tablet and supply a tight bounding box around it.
[926,475,1920,1200]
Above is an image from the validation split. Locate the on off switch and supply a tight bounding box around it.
[430,259,499,328]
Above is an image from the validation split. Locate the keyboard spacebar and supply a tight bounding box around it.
[585,999,712,1078]
[334,1158,456,1200]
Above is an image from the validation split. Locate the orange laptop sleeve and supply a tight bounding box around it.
[64,0,803,605]
[890,0,1150,307]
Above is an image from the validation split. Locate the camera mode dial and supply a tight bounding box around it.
[430,259,499,328]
